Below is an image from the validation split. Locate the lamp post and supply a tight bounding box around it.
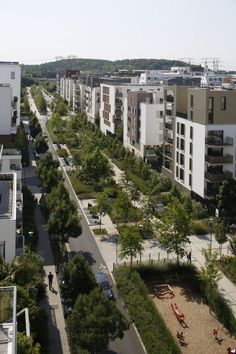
[209,217,214,253]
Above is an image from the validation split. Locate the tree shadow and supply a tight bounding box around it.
[81,251,96,265]
[179,286,205,305]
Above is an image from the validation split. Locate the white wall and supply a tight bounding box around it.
[0,85,13,135]
[0,219,16,262]
[140,103,163,146]
[0,63,21,117]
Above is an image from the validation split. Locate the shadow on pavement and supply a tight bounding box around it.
[81,251,96,265]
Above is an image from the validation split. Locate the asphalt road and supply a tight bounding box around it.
[27,91,146,354]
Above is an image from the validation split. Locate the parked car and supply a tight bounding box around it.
[95,272,114,300]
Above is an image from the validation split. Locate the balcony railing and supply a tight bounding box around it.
[205,136,234,146]
[205,154,233,164]
[166,95,174,102]
[205,170,233,182]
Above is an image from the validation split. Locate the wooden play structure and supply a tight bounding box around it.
[153,284,175,299]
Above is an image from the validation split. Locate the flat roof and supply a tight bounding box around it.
[0,174,15,219]
[0,61,19,65]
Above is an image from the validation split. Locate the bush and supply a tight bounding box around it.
[191,220,208,235]
[57,148,68,158]
[93,228,108,235]
[114,267,181,354]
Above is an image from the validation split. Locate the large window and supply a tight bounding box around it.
[220,96,226,111]
[11,71,15,80]
[181,123,185,136]
[0,241,5,260]
[190,126,193,140]
[190,94,194,108]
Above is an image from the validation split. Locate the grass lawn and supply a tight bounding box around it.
[92,228,108,236]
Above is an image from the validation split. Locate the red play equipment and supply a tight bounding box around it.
[153,284,175,299]
[171,303,185,322]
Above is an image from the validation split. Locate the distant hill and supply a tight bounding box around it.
[21,58,188,78]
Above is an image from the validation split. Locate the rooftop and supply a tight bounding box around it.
[0,62,19,65]
[0,174,15,220]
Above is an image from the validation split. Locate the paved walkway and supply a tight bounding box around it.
[23,118,70,354]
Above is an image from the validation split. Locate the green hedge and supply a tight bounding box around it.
[114,267,181,354]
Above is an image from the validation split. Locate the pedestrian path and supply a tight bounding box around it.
[23,120,70,354]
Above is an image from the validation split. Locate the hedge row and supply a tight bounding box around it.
[114,267,181,354]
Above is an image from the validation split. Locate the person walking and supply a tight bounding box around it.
[187,250,192,264]
[48,272,54,290]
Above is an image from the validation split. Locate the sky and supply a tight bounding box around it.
[0,0,235,70]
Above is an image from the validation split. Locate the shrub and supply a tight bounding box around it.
[93,228,108,235]
[191,220,208,235]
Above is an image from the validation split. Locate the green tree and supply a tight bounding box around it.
[217,178,236,217]
[67,287,129,353]
[198,246,222,313]
[156,197,191,262]
[33,134,48,153]
[119,226,144,266]
[80,149,112,183]
[214,218,228,257]
[50,112,64,133]
[37,153,61,192]
[229,235,236,256]
[68,115,80,132]
[93,192,111,229]
[112,191,133,224]
[17,333,41,354]
[61,254,96,304]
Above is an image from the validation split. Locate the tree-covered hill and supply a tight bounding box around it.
[22,58,187,78]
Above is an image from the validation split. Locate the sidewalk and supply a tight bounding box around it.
[23,120,70,354]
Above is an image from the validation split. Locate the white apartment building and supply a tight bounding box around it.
[123,89,164,161]
[0,173,17,262]
[84,85,100,124]
[163,86,236,203]
[0,84,17,141]
[0,62,21,120]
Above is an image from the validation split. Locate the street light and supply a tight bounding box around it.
[209,217,214,253]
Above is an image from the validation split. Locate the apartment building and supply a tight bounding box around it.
[100,83,160,136]
[0,84,17,142]
[60,70,80,107]
[163,85,236,203]
[123,89,164,161]
[0,62,21,119]
[0,173,18,262]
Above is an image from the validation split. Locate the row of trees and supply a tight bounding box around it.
[29,113,49,154]
[37,153,82,242]
[60,254,128,353]
[30,86,47,114]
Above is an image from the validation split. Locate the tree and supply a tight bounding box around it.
[217,178,236,217]
[37,153,61,192]
[156,197,191,262]
[112,191,133,224]
[67,287,128,353]
[50,112,64,133]
[68,115,80,132]
[33,134,48,154]
[229,235,236,256]
[61,254,96,304]
[119,226,144,266]
[198,246,222,313]
[80,149,112,183]
[214,218,228,257]
[93,192,111,229]
[17,333,41,354]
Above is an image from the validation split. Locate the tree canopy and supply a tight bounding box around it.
[67,287,128,353]
[119,226,144,265]
[217,178,236,217]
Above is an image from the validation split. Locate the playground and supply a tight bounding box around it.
[151,285,236,353]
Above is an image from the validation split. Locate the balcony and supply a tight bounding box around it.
[205,170,233,182]
[165,122,173,130]
[166,95,174,102]
[204,188,219,199]
[205,154,233,164]
[166,109,173,116]
[167,137,173,145]
[205,136,234,147]
[164,150,173,159]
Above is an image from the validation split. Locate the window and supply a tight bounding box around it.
[160,111,163,117]
[176,152,179,163]
[189,158,192,171]
[190,126,193,140]
[180,139,185,151]
[180,168,184,182]
[176,137,179,149]
[190,111,193,120]
[189,142,193,155]
[177,122,180,134]
[190,94,194,108]
[176,166,179,178]
[180,154,184,167]
[181,124,185,136]
[220,96,226,110]
[11,71,15,80]
[0,241,5,260]
[189,174,192,187]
